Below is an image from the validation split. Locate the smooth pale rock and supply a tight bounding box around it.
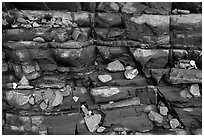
[43,88,54,102]
[170,118,180,129]
[98,74,112,83]
[18,75,29,86]
[190,84,200,97]
[107,60,125,72]
[97,126,106,133]
[125,66,134,70]
[73,96,79,102]
[17,85,34,90]
[159,106,168,116]
[148,111,163,123]
[178,9,190,14]
[124,68,138,79]
[61,85,72,97]
[28,96,35,105]
[180,89,192,99]
[51,91,63,107]
[33,37,45,43]
[81,105,89,115]
[33,22,40,28]
[84,114,101,132]
[12,83,18,89]
[40,101,47,110]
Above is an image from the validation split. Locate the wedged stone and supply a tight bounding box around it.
[172,2,202,13]
[21,61,39,74]
[60,85,72,97]
[180,89,192,99]
[36,75,66,89]
[107,60,125,72]
[124,14,170,45]
[97,2,119,12]
[72,28,91,41]
[17,17,27,24]
[122,2,171,15]
[50,42,96,67]
[98,74,112,83]
[90,86,130,103]
[150,69,170,84]
[130,48,169,69]
[94,28,125,41]
[148,111,163,123]
[95,13,122,27]
[51,91,63,107]
[170,118,180,129]
[84,114,102,132]
[189,84,200,97]
[169,68,202,84]
[170,14,202,50]
[26,71,41,80]
[11,63,24,79]
[124,68,138,80]
[193,50,202,69]
[175,107,202,129]
[33,37,45,43]
[103,107,153,132]
[158,86,202,107]
[100,97,140,110]
[97,46,128,60]
[38,59,57,71]
[173,49,188,59]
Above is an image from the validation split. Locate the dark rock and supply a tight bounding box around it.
[158,86,202,107]
[169,68,202,84]
[74,12,92,27]
[38,59,57,71]
[36,75,66,89]
[170,14,202,50]
[50,42,96,67]
[11,63,24,79]
[172,2,202,13]
[103,107,153,132]
[150,69,170,84]
[193,50,202,69]
[72,28,91,41]
[124,14,170,45]
[12,2,82,11]
[94,28,125,41]
[175,107,202,129]
[95,13,122,27]
[130,48,169,69]
[82,2,96,12]
[97,46,128,60]
[50,28,72,42]
[96,2,119,12]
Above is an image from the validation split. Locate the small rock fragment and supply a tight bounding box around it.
[148,111,163,123]
[61,85,72,97]
[125,66,134,70]
[159,106,168,116]
[18,75,29,86]
[33,22,40,28]
[170,118,180,129]
[124,68,138,79]
[97,126,106,133]
[28,96,35,105]
[190,60,197,69]
[81,105,89,115]
[33,37,45,43]
[180,89,192,99]
[73,96,79,102]
[177,9,190,14]
[190,84,200,97]
[98,74,112,83]
[40,101,47,110]
[51,91,63,107]
[11,24,18,28]
[121,131,127,135]
[84,114,101,132]
[12,83,18,89]
[107,60,125,72]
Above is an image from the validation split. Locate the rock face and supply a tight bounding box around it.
[130,49,169,69]
[2,2,202,135]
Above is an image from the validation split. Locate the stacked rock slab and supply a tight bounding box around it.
[2,2,202,135]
